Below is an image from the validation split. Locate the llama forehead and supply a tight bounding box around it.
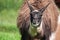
[33,10,39,12]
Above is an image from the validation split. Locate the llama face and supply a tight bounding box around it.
[30,10,42,27]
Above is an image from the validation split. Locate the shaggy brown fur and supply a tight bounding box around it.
[54,14,60,40]
[55,23,60,40]
[17,0,59,40]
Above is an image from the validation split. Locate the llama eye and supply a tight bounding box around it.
[40,14,42,16]
[38,20,39,22]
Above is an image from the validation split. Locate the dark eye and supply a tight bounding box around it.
[38,20,39,22]
[40,15,42,16]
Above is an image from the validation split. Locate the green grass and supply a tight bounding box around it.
[0,0,23,40]
[0,9,21,40]
[0,0,23,11]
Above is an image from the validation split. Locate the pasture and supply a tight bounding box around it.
[0,0,23,40]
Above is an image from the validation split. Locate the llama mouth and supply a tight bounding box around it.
[31,23,40,27]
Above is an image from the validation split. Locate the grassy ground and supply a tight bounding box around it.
[0,9,21,40]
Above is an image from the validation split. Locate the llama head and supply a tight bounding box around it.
[30,10,42,27]
[27,1,50,27]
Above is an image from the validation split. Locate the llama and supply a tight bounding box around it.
[17,0,59,40]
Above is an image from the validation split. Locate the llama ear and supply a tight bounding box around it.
[38,7,46,16]
[39,3,50,14]
[27,1,34,12]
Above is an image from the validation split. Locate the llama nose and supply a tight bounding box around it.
[33,20,39,24]
[33,20,36,24]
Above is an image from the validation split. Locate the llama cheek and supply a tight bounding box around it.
[37,22,42,33]
[37,21,44,36]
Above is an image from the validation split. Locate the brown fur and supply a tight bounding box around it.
[54,14,60,40]
[55,23,60,40]
[17,0,59,40]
